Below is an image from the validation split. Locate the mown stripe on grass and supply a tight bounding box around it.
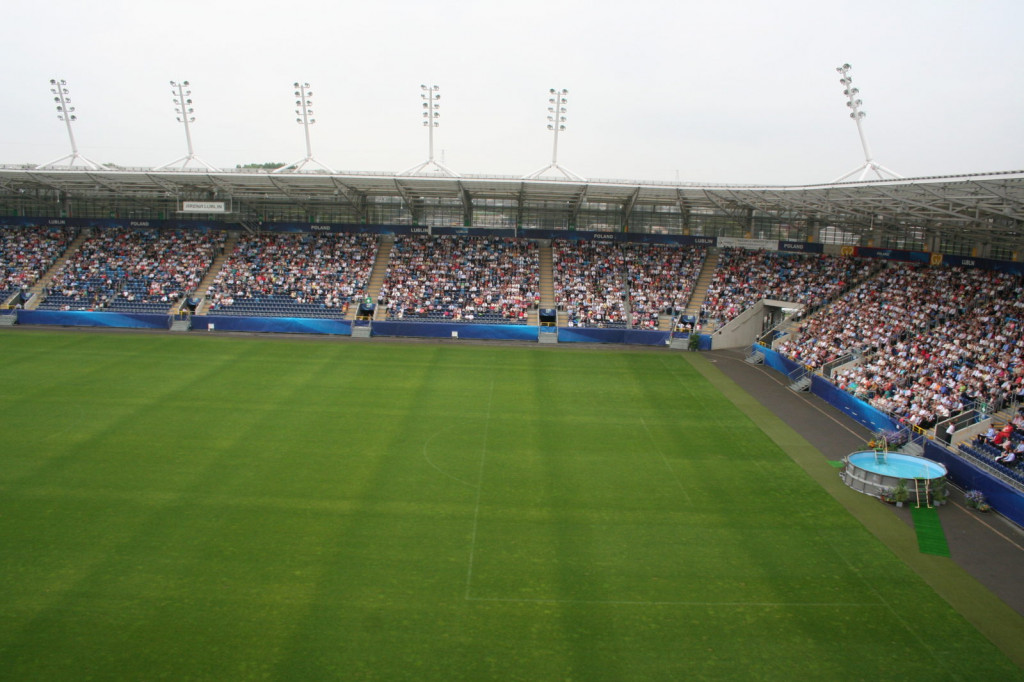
[681,352,1024,671]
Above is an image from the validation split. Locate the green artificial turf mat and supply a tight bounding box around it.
[910,506,952,557]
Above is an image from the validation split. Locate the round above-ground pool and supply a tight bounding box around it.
[841,450,947,499]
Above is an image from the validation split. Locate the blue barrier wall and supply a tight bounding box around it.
[810,375,899,434]
[923,441,1024,527]
[756,344,897,433]
[371,321,539,341]
[17,310,170,329]
[194,316,352,335]
[557,327,670,346]
[758,344,802,376]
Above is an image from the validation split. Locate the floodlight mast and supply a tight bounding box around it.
[401,84,459,176]
[273,81,335,173]
[833,64,901,182]
[37,78,103,170]
[156,80,218,171]
[524,88,583,181]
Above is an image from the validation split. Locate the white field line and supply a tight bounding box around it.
[640,416,692,504]
[826,535,957,678]
[422,424,478,489]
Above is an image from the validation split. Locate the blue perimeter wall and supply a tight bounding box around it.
[195,315,351,335]
[755,344,1024,525]
[557,327,670,346]
[17,310,171,329]
[15,309,679,346]
[372,321,538,342]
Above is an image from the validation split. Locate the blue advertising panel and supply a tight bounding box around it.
[557,327,669,346]
[17,310,170,329]
[194,316,351,335]
[370,321,539,341]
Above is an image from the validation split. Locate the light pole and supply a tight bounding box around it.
[274,81,335,173]
[833,64,900,182]
[156,80,217,171]
[37,78,103,170]
[524,88,583,181]
[402,84,458,176]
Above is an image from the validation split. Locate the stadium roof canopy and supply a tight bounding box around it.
[2,165,1023,251]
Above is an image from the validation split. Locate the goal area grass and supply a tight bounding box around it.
[0,330,1021,680]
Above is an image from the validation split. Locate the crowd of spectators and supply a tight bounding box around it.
[208,232,376,317]
[779,263,1024,427]
[40,228,224,312]
[553,240,628,327]
[964,415,1024,485]
[623,243,706,329]
[377,236,539,323]
[700,249,873,329]
[0,226,76,303]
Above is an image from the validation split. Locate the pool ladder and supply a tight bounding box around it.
[913,478,932,509]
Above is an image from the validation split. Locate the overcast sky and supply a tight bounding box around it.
[2,0,1021,185]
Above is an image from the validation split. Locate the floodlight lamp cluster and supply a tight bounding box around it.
[170,80,195,124]
[836,64,865,121]
[547,88,568,132]
[294,82,315,125]
[50,79,76,123]
[421,84,440,128]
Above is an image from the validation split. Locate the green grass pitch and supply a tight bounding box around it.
[0,331,1021,680]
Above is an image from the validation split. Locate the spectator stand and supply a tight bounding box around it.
[206,232,377,319]
[552,239,627,329]
[621,242,706,331]
[37,227,225,315]
[699,248,874,333]
[377,235,539,325]
[0,225,78,310]
[788,264,1024,432]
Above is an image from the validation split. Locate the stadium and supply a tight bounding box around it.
[3,50,1024,682]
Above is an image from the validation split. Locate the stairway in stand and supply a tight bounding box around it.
[349,235,394,321]
[681,246,720,325]
[531,241,556,327]
[191,231,240,315]
[23,230,91,310]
